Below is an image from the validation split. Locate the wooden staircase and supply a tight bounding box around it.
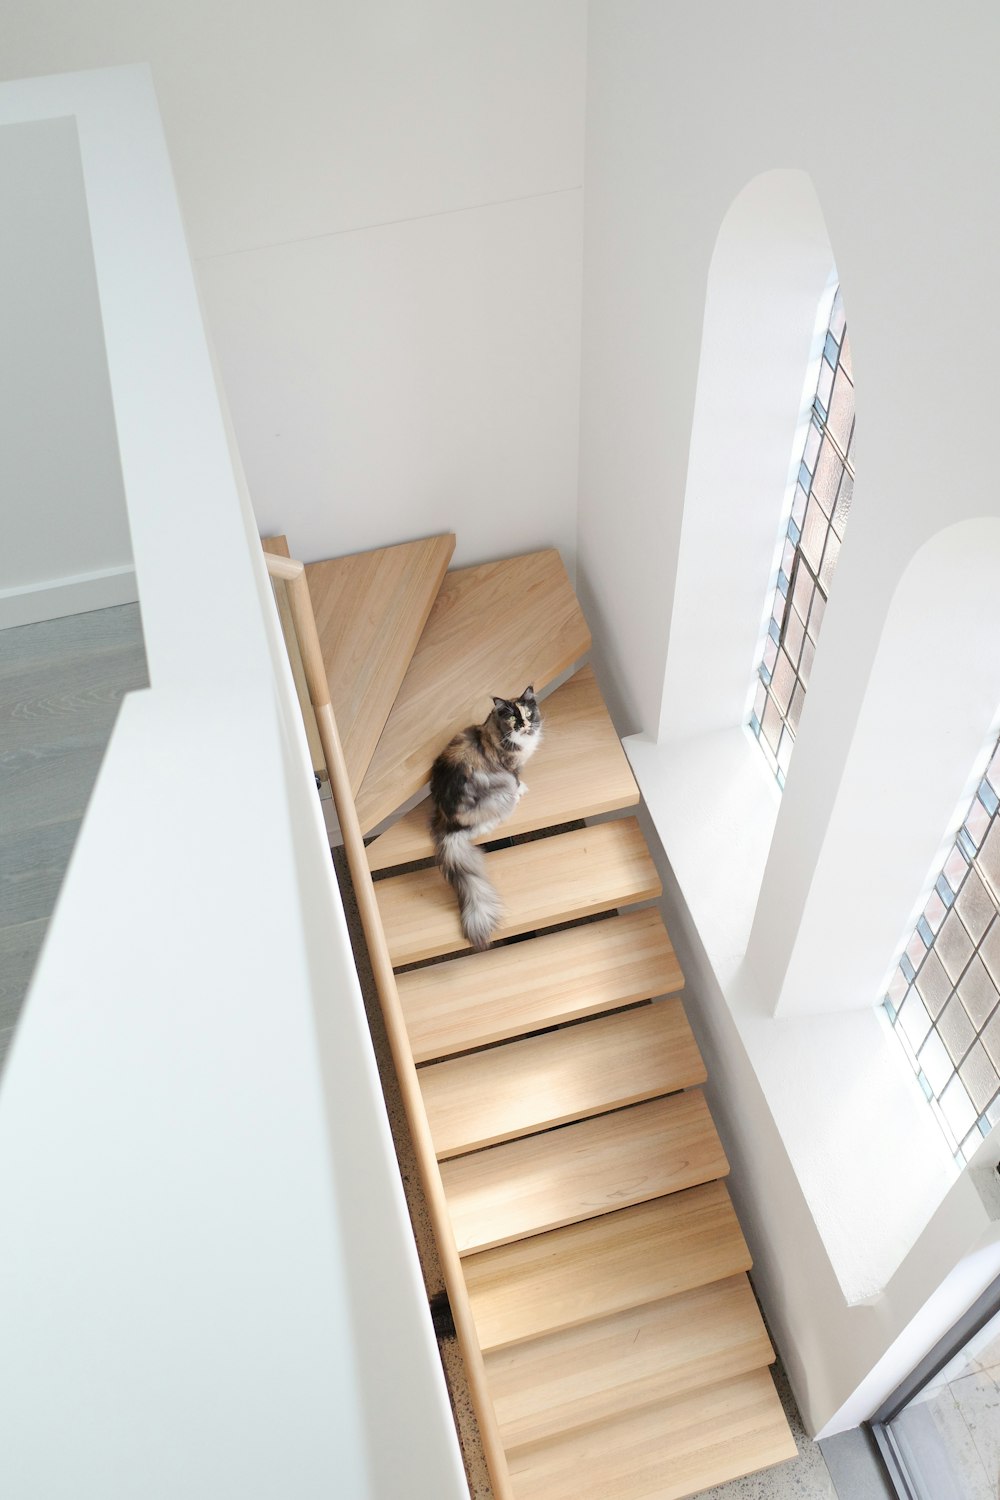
[264,534,797,1500]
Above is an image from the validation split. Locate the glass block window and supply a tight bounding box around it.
[750,287,855,787]
[882,734,1000,1165]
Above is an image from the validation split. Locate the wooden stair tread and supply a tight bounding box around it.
[506,1367,797,1500]
[442,1090,727,1255]
[464,1182,751,1351]
[397,909,683,1064]
[421,1000,705,1159]
[304,533,455,794]
[355,549,591,832]
[366,665,637,870]
[377,816,660,967]
[261,536,326,779]
[487,1274,774,1453]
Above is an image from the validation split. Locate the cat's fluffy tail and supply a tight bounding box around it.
[434,828,503,951]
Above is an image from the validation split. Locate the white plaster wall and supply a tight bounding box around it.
[582,0,1000,1439]
[0,66,467,1500]
[0,117,135,627]
[2,0,586,574]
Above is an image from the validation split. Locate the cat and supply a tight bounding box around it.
[430,686,542,951]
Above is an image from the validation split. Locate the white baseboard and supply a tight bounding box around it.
[0,565,139,630]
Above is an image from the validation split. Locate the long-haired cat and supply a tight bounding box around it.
[430,686,542,950]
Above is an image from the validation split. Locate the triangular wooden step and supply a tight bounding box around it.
[506,1368,798,1500]
[376,816,660,967]
[304,533,455,794]
[420,1000,705,1159]
[366,665,637,871]
[398,909,682,1064]
[464,1182,752,1352]
[486,1275,774,1453]
[441,1090,727,1256]
[355,549,591,833]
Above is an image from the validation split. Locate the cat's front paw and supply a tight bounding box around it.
[517,781,528,799]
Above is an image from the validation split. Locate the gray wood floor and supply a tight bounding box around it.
[0,603,148,1071]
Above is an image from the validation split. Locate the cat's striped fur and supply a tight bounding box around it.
[430,686,542,950]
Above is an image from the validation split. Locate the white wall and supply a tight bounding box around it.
[0,116,136,626]
[0,65,467,1500]
[2,1,587,575]
[581,0,1000,1438]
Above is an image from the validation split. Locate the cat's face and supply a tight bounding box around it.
[492,685,540,738]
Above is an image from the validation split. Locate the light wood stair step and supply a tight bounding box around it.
[487,1274,774,1454]
[377,816,660,967]
[421,1000,705,1159]
[355,549,591,833]
[441,1090,727,1255]
[464,1181,751,1351]
[366,665,637,870]
[506,1367,797,1500]
[397,909,682,1064]
[304,533,455,794]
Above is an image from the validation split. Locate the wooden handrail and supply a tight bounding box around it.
[275,558,513,1500]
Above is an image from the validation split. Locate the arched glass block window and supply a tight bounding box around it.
[883,732,1000,1165]
[749,286,855,786]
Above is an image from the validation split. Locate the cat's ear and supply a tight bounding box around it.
[492,695,510,712]
[522,685,535,700]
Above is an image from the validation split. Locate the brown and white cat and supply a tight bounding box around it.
[430,686,542,950]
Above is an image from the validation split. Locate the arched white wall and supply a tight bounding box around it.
[659,169,833,746]
[767,520,1000,1017]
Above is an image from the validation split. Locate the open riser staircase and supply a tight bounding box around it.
[263,534,797,1500]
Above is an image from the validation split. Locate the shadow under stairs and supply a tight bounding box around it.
[264,532,797,1500]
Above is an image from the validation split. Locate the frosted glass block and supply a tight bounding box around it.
[753,680,767,722]
[771,649,795,714]
[793,644,813,701]
[977,820,1000,903]
[938,996,975,1064]
[784,605,805,668]
[918,1027,955,1095]
[965,797,991,848]
[819,527,842,594]
[898,989,933,1052]
[827,366,854,455]
[915,951,952,1019]
[937,909,974,981]
[801,497,827,574]
[958,954,1000,1029]
[980,920,1000,987]
[791,483,809,528]
[959,1040,1000,1114]
[812,438,841,516]
[777,726,793,775]
[832,469,853,537]
[940,1075,976,1144]
[839,332,853,380]
[761,693,782,753]
[957,867,996,943]
[888,968,910,1005]
[808,589,826,638]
